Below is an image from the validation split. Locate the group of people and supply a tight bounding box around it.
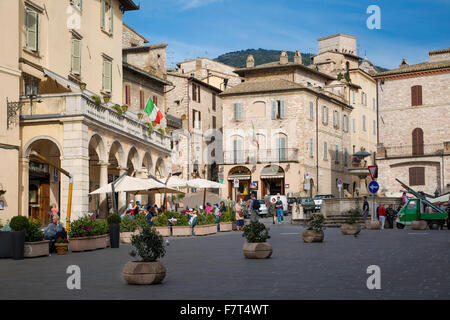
[362,196,404,230]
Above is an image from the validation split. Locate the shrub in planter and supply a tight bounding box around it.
[341,210,361,236]
[153,214,170,237]
[69,216,109,252]
[242,220,272,259]
[55,237,69,255]
[24,217,49,258]
[303,213,325,243]
[194,213,217,236]
[10,216,29,260]
[123,227,167,285]
[120,216,139,244]
[219,210,234,232]
[107,214,121,248]
[171,213,192,237]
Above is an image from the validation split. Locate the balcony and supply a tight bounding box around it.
[223,148,299,164]
[377,143,448,159]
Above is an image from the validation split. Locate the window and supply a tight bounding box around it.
[409,167,425,186]
[102,57,112,93]
[335,145,339,163]
[140,90,145,110]
[309,138,314,158]
[362,115,366,132]
[364,93,367,106]
[212,93,216,111]
[343,115,349,132]
[212,116,216,129]
[411,85,423,106]
[352,118,356,133]
[276,135,287,161]
[373,120,376,135]
[191,83,201,102]
[101,0,114,34]
[272,100,286,119]
[23,74,40,96]
[322,106,328,124]
[412,128,424,156]
[361,91,364,104]
[309,101,314,120]
[372,98,376,111]
[152,95,158,107]
[233,138,243,164]
[352,91,355,104]
[333,110,340,128]
[25,9,39,52]
[71,38,82,76]
[193,110,201,129]
[344,148,348,166]
[233,103,242,121]
[323,142,328,160]
[124,85,131,105]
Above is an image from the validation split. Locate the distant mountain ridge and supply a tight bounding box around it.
[214,48,388,72]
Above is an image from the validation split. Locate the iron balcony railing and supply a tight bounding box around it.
[378,143,448,158]
[223,148,299,164]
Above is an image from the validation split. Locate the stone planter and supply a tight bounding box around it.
[194,224,217,236]
[24,240,50,258]
[340,224,361,235]
[122,261,166,285]
[120,231,140,244]
[242,242,273,259]
[219,222,233,232]
[171,226,192,237]
[94,234,109,249]
[411,220,428,230]
[154,227,171,237]
[70,235,100,252]
[302,230,324,243]
[55,243,69,255]
[365,220,381,230]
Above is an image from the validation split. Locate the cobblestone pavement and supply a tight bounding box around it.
[1,217,449,300]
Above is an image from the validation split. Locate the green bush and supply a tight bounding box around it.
[196,213,206,225]
[307,213,325,232]
[120,216,137,232]
[176,214,190,226]
[205,213,216,225]
[10,216,30,232]
[134,213,150,229]
[107,214,121,225]
[221,209,235,223]
[92,219,108,236]
[153,214,169,227]
[25,218,44,242]
[344,210,360,225]
[130,227,166,262]
[242,220,270,243]
[69,215,108,238]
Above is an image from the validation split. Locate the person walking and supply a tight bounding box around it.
[268,198,277,224]
[275,196,284,224]
[378,203,386,230]
[362,196,370,220]
[235,200,244,231]
[249,194,260,221]
[386,204,396,229]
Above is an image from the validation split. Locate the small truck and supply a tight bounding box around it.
[395,179,448,230]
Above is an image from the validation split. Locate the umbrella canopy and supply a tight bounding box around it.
[89,176,167,195]
[158,176,189,188]
[134,187,185,195]
[187,178,225,189]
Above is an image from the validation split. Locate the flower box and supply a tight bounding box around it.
[219,222,233,232]
[193,224,217,236]
[171,226,192,237]
[69,235,108,252]
[24,240,50,258]
[94,234,110,249]
[154,227,171,237]
[120,231,140,244]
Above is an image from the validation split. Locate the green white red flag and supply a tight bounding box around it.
[144,97,163,124]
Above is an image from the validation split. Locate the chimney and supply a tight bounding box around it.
[294,50,302,64]
[246,54,255,68]
[280,50,289,65]
[399,58,409,68]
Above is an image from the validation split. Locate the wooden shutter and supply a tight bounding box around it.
[212,116,216,129]
[192,84,196,102]
[335,145,339,163]
[309,101,314,119]
[280,100,286,118]
[411,85,422,106]
[26,10,38,51]
[412,128,424,156]
[409,167,425,186]
[197,86,201,103]
[272,101,277,119]
[140,90,144,110]
[212,94,216,111]
[323,142,327,160]
[103,60,112,92]
[71,39,81,75]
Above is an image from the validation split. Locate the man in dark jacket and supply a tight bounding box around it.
[250,194,260,221]
[386,204,396,229]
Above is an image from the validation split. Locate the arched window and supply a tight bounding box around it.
[412,128,424,156]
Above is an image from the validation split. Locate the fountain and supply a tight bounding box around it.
[347,148,372,196]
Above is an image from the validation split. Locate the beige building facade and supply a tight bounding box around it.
[375,49,450,196]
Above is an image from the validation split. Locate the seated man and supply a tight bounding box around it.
[44,215,67,253]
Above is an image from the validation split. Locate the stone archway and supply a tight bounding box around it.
[108,140,126,212]
[88,134,108,216]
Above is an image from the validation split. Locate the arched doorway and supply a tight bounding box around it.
[26,139,62,225]
[261,165,285,196]
[127,146,140,177]
[228,166,251,202]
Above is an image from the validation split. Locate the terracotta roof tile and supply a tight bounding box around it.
[376,60,450,77]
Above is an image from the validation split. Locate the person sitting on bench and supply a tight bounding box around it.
[44,215,67,253]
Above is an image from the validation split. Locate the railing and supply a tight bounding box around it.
[378,143,447,158]
[223,148,299,164]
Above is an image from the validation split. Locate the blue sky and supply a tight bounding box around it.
[124,0,450,69]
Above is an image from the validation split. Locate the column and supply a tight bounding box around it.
[98,161,109,217]
[117,167,128,212]
[135,169,148,206]
[19,157,30,217]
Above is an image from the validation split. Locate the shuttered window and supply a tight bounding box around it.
[309,138,314,158]
[272,101,277,119]
[323,142,328,160]
[212,93,216,111]
[125,85,131,105]
[309,101,314,120]
[233,103,242,121]
[140,90,145,110]
[344,148,348,166]
[362,115,366,132]
[101,0,106,30]
[412,128,424,156]
[102,58,112,93]
[411,85,423,106]
[272,100,285,119]
[26,9,39,52]
[353,118,356,133]
[335,145,339,163]
[233,139,243,163]
[109,4,114,34]
[409,167,425,186]
[322,106,328,124]
[71,38,81,75]
[212,116,216,129]
[277,136,287,161]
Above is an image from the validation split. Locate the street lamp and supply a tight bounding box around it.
[7,95,42,129]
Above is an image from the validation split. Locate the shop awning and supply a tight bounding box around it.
[261,174,285,179]
[228,175,251,180]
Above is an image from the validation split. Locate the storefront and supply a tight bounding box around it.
[28,161,55,226]
[227,166,252,202]
[261,165,285,196]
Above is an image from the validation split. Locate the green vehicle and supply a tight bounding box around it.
[395,179,448,230]
[297,197,316,213]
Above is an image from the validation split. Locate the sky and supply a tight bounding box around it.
[123,0,450,69]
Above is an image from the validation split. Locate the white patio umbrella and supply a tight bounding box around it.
[186,178,226,209]
[89,175,167,195]
[157,176,189,189]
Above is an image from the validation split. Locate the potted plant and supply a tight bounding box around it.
[120,215,139,244]
[152,214,171,237]
[79,82,87,90]
[181,114,187,120]
[91,95,102,107]
[147,122,154,135]
[112,104,123,116]
[194,213,217,236]
[54,237,69,255]
[121,104,128,112]
[158,128,166,139]
[340,210,361,235]
[302,213,325,243]
[0,220,13,258]
[242,220,272,259]
[122,227,166,285]
[68,215,109,252]
[219,209,234,232]
[137,113,144,119]
[103,94,111,103]
[24,217,50,258]
[9,216,29,260]
[107,214,121,248]
[170,213,192,237]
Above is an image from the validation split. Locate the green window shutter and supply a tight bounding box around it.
[309,139,314,158]
[71,39,81,75]
[110,4,114,34]
[309,101,314,120]
[103,59,112,92]
[101,0,106,30]
[280,100,286,118]
[238,103,242,120]
[233,104,237,120]
[26,10,38,51]
[271,101,277,119]
[323,142,328,160]
[79,0,82,10]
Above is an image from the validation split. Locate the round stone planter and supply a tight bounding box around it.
[242,242,272,259]
[365,220,381,230]
[171,226,192,237]
[302,230,324,243]
[24,240,50,258]
[219,222,233,232]
[411,220,428,230]
[193,224,217,236]
[340,224,361,236]
[120,231,140,244]
[55,243,69,255]
[122,261,166,285]
[154,227,171,237]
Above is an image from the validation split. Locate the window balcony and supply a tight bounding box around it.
[223,148,299,164]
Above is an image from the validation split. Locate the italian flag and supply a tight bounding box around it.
[144,97,163,124]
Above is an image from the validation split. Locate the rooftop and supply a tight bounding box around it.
[375,60,450,77]
[119,0,139,11]
[123,62,172,86]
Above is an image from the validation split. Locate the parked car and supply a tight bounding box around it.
[257,200,269,217]
[287,197,297,214]
[297,197,316,213]
[313,194,334,211]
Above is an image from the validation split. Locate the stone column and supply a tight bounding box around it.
[19,157,30,217]
[98,161,109,217]
[135,169,149,205]
[117,167,128,212]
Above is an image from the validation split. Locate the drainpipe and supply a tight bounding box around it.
[376,79,380,146]
[187,79,190,179]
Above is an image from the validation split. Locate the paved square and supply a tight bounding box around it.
[1,219,449,300]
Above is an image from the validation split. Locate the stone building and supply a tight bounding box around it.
[1,0,172,225]
[374,48,450,196]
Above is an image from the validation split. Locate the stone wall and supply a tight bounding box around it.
[122,24,147,48]
[320,197,402,217]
